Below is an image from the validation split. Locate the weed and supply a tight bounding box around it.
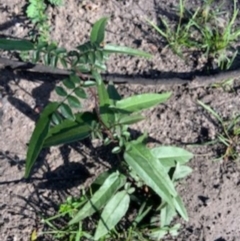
[26,0,63,42]
[19,0,63,61]
[198,100,240,161]
[194,0,240,69]
[146,0,200,57]
[0,17,193,241]
[211,78,235,92]
[147,0,240,70]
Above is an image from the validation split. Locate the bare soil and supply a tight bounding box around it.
[1,0,240,241]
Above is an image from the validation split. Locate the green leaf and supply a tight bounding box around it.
[43,112,95,147]
[70,75,81,84]
[74,88,87,99]
[77,42,92,52]
[55,47,67,54]
[151,146,193,167]
[76,64,91,73]
[44,52,51,65]
[149,228,168,240]
[90,17,108,45]
[94,71,114,127]
[169,223,181,236]
[60,58,68,68]
[67,95,81,108]
[172,163,192,181]
[172,195,188,221]
[50,55,58,67]
[37,41,48,50]
[55,86,67,96]
[107,83,121,101]
[59,103,75,120]
[82,80,96,87]
[134,202,152,225]
[51,112,62,125]
[124,142,178,211]
[95,62,107,71]
[160,203,177,227]
[47,43,57,52]
[114,93,171,112]
[94,190,130,240]
[32,49,40,63]
[25,102,59,178]
[95,50,104,62]
[88,51,96,64]
[63,78,75,89]
[0,38,34,51]
[118,114,145,125]
[69,172,126,225]
[79,54,88,64]
[104,44,152,58]
[92,69,103,85]
[111,146,121,154]
[92,170,113,187]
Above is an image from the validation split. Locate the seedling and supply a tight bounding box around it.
[0,17,193,241]
[198,100,240,161]
[0,17,193,240]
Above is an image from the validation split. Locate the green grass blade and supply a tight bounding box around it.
[198,100,223,124]
[146,19,168,38]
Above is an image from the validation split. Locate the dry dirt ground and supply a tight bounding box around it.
[1,0,240,240]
